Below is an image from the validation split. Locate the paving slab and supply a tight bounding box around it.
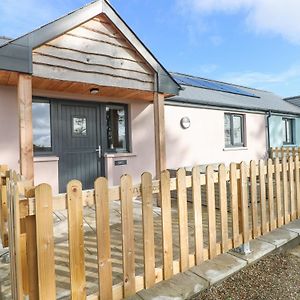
[137,271,208,300]
[282,219,300,235]
[229,239,276,264]
[126,294,144,300]
[189,253,247,285]
[257,228,298,248]
[288,244,300,258]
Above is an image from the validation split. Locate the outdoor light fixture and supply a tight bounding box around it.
[90,87,100,95]
[180,117,191,129]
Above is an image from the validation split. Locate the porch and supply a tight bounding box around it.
[0,0,180,192]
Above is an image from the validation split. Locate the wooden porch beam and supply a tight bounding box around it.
[153,92,166,178]
[18,74,34,183]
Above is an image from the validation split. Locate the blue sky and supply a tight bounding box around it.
[1,0,300,97]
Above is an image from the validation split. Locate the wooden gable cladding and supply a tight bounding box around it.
[32,15,155,92]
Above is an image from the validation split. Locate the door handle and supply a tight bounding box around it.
[96,145,102,158]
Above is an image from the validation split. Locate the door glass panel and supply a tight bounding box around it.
[233,116,243,145]
[33,102,52,152]
[224,114,231,146]
[106,105,127,151]
[72,117,87,136]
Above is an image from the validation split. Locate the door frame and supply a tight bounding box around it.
[33,97,108,189]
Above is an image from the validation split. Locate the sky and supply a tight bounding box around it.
[1,0,300,97]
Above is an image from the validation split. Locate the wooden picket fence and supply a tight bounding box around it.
[4,157,300,299]
[270,146,300,160]
[0,167,32,299]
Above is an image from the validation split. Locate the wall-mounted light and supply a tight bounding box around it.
[180,117,191,129]
[90,87,100,95]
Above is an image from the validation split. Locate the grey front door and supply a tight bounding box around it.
[58,102,102,192]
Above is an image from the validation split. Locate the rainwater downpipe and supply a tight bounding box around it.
[266,111,272,158]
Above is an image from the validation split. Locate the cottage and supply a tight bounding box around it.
[1,0,300,194]
[166,72,300,170]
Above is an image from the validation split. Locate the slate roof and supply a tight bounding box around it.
[285,96,300,108]
[169,72,300,115]
[0,37,11,46]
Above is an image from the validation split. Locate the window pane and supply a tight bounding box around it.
[73,117,87,136]
[106,106,127,151]
[285,119,293,144]
[33,102,52,152]
[233,116,243,145]
[224,114,231,146]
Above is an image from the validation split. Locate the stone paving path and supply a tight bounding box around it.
[0,195,266,299]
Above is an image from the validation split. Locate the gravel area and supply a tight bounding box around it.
[194,250,300,300]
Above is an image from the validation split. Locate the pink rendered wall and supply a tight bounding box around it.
[34,157,59,194]
[0,85,19,171]
[165,105,268,169]
[106,102,156,186]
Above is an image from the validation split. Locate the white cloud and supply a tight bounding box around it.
[199,63,218,74]
[177,0,300,44]
[220,64,300,96]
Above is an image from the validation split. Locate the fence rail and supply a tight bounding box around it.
[270,146,300,160]
[2,157,300,299]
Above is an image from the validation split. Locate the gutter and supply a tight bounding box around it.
[165,99,300,117]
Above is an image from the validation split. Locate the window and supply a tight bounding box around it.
[224,113,245,147]
[106,105,128,152]
[32,101,52,152]
[72,117,87,136]
[283,118,294,144]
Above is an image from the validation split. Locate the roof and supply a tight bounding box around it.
[284,96,300,107]
[0,37,11,46]
[0,0,180,95]
[168,72,300,115]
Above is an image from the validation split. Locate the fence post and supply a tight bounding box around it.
[67,180,86,299]
[160,170,173,280]
[259,160,267,234]
[0,165,8,247]
[206,165,217,259]
[234,162,251,255]
[25,213,39,299]
[270,148,274,160]
[120,175,136,297]
[7,173,23,300]
[218,164,228,253]
[250,160,258,238]
[275,158,283,227]
[35,184,56,299]
[192,166,203,265]
[95,177,113,299]
[267,159,275,231]
[288,156,296,221]
[282,157,290,224]
[141,173,155,289]
[230,163,240,248]
[176,168,189,271]
[295,155,300,219]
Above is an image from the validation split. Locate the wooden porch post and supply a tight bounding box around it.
[153,92,166,177]
[17,74,34,183]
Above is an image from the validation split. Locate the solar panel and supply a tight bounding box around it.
[173,74,258,98]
